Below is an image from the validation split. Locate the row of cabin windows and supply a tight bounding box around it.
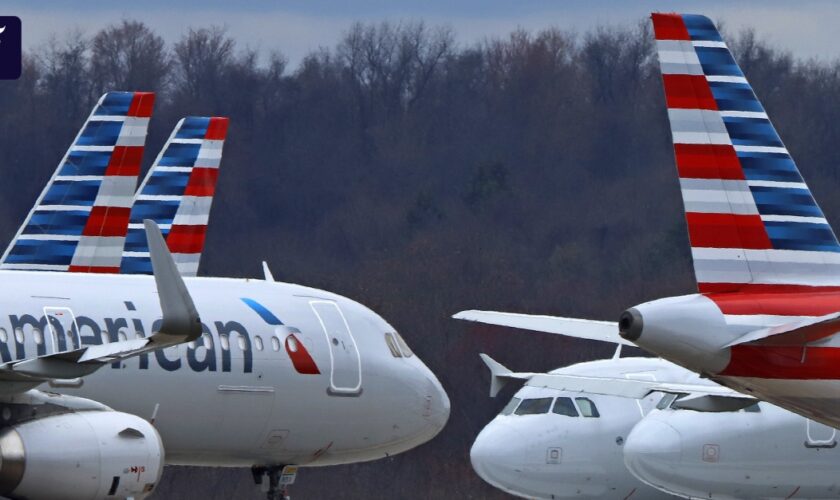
[0,327,285,353]
[501,396,601,418]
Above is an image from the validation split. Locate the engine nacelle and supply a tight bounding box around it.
[0,411,163,500]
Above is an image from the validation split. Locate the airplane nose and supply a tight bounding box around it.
[471,422,522,490]
[623,419,682,486]
[424,371,450,431]
[618,307,643,341]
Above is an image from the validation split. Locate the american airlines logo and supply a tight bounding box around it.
[0,16,20,80]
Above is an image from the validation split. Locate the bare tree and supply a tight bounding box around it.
[90,20,171,95]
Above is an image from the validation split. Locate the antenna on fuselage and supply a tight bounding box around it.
[262,261,275,282]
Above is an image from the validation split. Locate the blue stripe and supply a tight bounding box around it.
[683,14,723,42]
[120,256,153,274]
[6,239,77,265]
[124,226,170,252]
[241,298,284,325]
[750,186,824,218]
[42,180,100,206]
[22,210,89,235]
[158,143,200,167]
[723,117,783,147]
[708,81,764,113]
[94,92,134,116]
[142,171,191,196]
[129,200,179,224]
[175,117,210,139]
[738,152,804,183]
[59,150,112,176]
[694,46,744,77]
[765,221,840,252]
[76,121,122,147]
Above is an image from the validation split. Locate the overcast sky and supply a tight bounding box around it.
[6,1,840,67]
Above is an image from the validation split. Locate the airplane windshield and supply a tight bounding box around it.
[501,397,521,416]
[514,398,553,416]
[552,397,579,417]
[575,397,600,418]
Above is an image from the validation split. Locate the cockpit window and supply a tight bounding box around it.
[552,397,579,417]
[501,397,521,416]
[743,402,761,413]
[393,332,413,357]
[515,398,553,416]
[384,333,402,358]
[575,397,600,418]
[656,393,679,410]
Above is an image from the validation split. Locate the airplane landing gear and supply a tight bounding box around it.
[252,465,296,500]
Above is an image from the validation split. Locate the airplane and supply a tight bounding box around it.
[462,12,840,433]
[0,92,450,500]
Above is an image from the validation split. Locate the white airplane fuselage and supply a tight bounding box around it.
[626,401,840,499]
[0,270,449,467]
[470,357,692,500]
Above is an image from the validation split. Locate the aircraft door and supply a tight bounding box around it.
[43,307,80,353]
[805,419,837,448]
[309,300,361,395]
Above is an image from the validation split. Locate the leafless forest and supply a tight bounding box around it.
[1,18,839,499]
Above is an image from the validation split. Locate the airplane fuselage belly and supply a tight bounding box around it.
[0,271,444,467]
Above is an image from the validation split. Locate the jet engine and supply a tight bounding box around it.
[0,410,163,500]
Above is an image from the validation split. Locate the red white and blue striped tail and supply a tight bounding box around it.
[121,116,228,277]
[652,13,840,293]
[0,91,155,272]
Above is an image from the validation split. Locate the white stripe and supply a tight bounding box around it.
[760,215,828,224]
[172,138,203,144]
[18,235,81,241]
[692,40,727,48]
[128,223,171,230]
[733,145,788,154]
[54,175,104,182]
[37,205,93,212]
[706,75,748,84]
[89,115,127,122]
[724,314,817,327]
[135,195,181,201]
[0,263,68,271]
[72,146,114,152]
[672,131,731,145]
[122,251,150,258]
[719,111,768,119]
[153,166,193,172]
[746,180,808,189]
[693,247,840,265]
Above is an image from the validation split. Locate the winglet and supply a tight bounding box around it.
[262,261,275,282]
[145,220,201,343]
[479,353,533,397]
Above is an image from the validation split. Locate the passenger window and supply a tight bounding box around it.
[101,332,110,344]
[14,328,24,344]
[501,397,521,416]
[33,328,43,346]
[394,332,413,357]
[118,330,128,342]
[254,335,264,351]
[135,331,145,339]
[575,397,600,418]
[238,335,248,351]
[220,334,230,351]
[743,403,761,413]
[202,333,213,349]
[0,328,7,343]
[515,398,553,416]
[271,336,281,352]
[384,333,402,358]
[552,397,579,417]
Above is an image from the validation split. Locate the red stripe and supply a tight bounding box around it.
[183,168,218,196]
[68,265,120,274]
[722,345,840,379]
[651,13,690,41]
[686,212,772,249]
[675,144,743,180]
[127,92,155,118]
[105,146,144,176]
[81,206,131,237]
[663,74,718,110]
[707,288,840,316]
[166,225,207,254]
[205,117,229,140]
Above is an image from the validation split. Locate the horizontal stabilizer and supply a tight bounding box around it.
[478,353,534,397]
[725,310,840,347]
[455,310,631,345]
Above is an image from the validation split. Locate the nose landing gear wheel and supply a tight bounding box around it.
[252,465,295,500]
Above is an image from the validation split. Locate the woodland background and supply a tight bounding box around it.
[1,17,838,498]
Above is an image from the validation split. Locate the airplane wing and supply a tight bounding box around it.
[454,310,632,346]
[1,220,201,384]
[480,354,755,410]
[725,310,840,347]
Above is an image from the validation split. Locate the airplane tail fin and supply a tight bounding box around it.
[652,13,840,293]
[121,117,228,276]
[1,91,155,272]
